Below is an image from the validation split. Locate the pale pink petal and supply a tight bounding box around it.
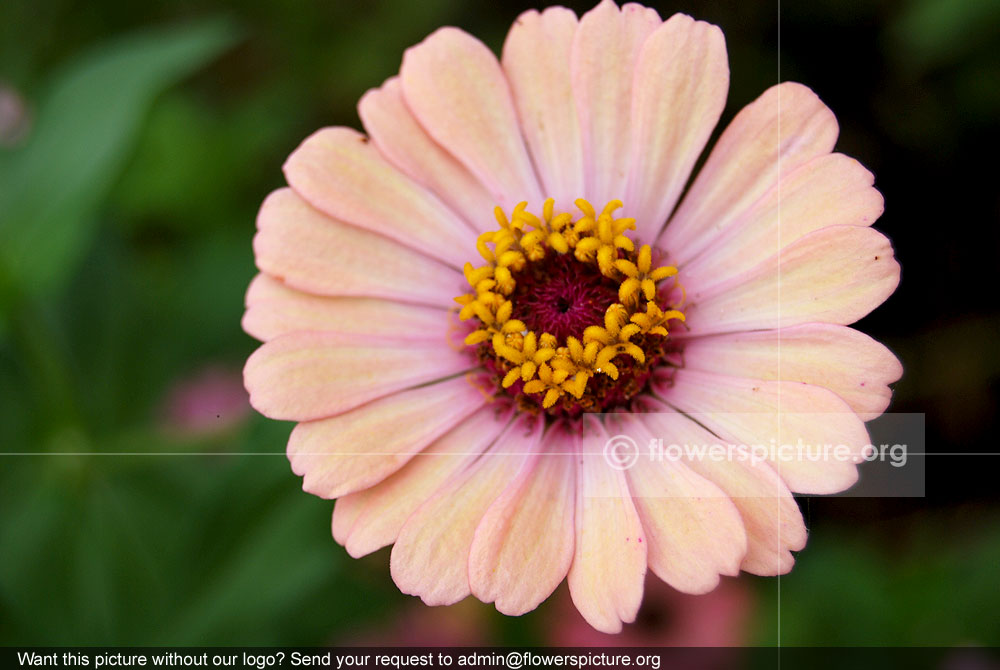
[333,404,512,558]
[502,7,584,212]
[572,0,661,208]
[469,423,576,615]
[683,225,900,334]
[254,188,460,307]
[330,498,365,558]
[636,399,807,576]
[568,417,647,634]
[243,274,453,343]
[609,413,746,593]
[678,323,903,420]
[288,376,486,499]
[681,153,884,287]
[654,369,869,494]
[283,127,477,267]
[390,414,545,606]
[245,331,472,422]
[358,78,497,231]
[625,13,728,242]
[400,28,542,210]
[659,82,838,264]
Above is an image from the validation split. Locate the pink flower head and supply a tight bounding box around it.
[243,0,901,633]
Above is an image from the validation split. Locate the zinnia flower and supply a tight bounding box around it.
[243,0,901,633]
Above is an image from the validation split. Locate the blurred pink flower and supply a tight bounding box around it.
[549,575,751,646]
[940,649,1000,670]
[0,82,30,146]
[162,366,250,437]
[0,82,31,147]
[243,0,901,632]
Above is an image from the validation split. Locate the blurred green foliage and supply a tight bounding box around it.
[0,21,238,309]
[753,520,1000,645]
[0,0,997,648]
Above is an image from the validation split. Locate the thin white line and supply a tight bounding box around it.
[0,452,980,456]
[0,452,291,456]
[777,0,783,654]
[0,451,570,456]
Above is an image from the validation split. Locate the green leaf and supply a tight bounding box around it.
[888,0,1000,72]
[0,19,238,307]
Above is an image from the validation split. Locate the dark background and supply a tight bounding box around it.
[1,0,998,646]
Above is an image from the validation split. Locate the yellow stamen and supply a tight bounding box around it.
[457,198,684,409]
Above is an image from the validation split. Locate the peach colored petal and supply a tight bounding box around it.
[245,331,473,422]
[635,400,807,576]
[283,127,476,267]
[288,376,486,499]
[358,78,497,231]
[568,417,647,634]
[333,404,512,558]
[678,324,903,420]
[683,225,900,334]
[572,0,661,208]
[501,6,584,212]
[625,13,728,242]
[254,188,460,307]
[609,414,746,594]
[681,153,883,288]
[330,498,365,558]
[469,422,577,615]
[659,82,838,264]
[243,274,453,343]
[390,414,545,606]
[400,27,542,210]
[654,369,869,494]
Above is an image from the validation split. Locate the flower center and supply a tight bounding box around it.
[456,198,685,416]
[510,252,619,340]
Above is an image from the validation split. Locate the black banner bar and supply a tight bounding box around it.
[5,647,998,670]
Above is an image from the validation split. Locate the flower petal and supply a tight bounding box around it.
[245,331,473,422]
[358,77,497,231]
[625,13,728,242]
[283,127,477,267]
[254,188,460,307]
[636,400,807,576]
[333,404,512,558]
[400,27,542,210]
[243,273,453,343]
[609,413,746,593]
[678,323,902,420]
[502,6,584,212]
[683,225,900,334]
[571,0,661,208]
[568,417,647,634]
[469,422,577,615]
[681,153,883,288]
[654,369,869,494]
[659,82,838,264]
[288,376,487,499]
[390,414,545,606]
